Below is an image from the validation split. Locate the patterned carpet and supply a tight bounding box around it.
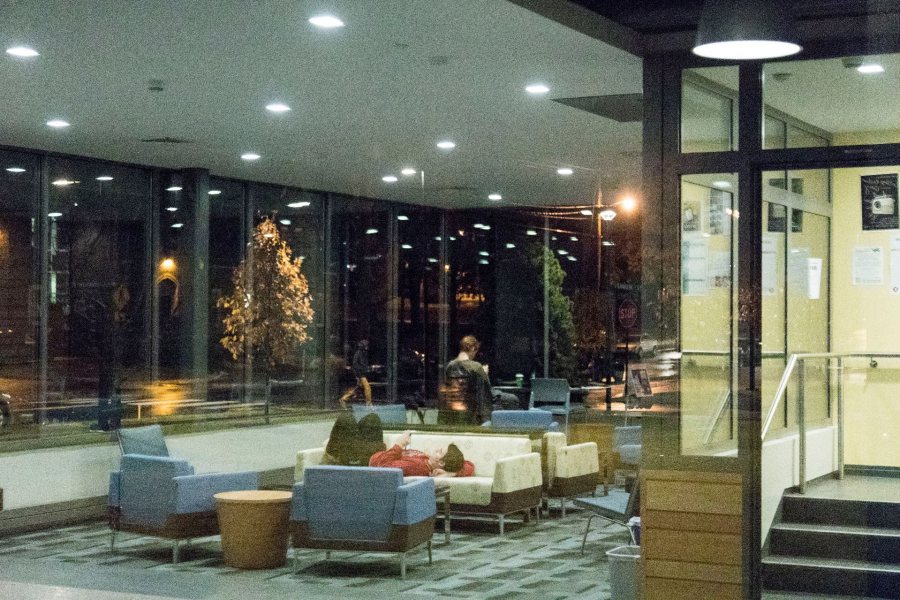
[0,503,633,600]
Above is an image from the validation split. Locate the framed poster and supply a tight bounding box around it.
[708,188,731,236]
[861,173,899,231]
[682,197,703,234]
[767,203,787,233]
[629,368,653,397]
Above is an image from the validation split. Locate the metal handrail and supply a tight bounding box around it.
[761,351,900,493]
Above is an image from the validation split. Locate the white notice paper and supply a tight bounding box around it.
[762,237,777,296]
[852,246,884,286]
[807,258,822,299]
[891,235,900,295]
[681,239,708,296]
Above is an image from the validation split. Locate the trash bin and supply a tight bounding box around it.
[607,545,641,600]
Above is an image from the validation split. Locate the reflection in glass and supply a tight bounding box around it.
[681,68,738,153]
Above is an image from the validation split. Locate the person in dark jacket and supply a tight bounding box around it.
[323,412,385,465]
[339,339,372,408]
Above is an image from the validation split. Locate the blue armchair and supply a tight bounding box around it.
[290,466,436,579]
[108,454,258,562]
[529,378,584,434]
[351,403,408,424]
[484,409,560,431]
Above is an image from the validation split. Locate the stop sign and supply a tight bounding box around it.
[617,298,638,329]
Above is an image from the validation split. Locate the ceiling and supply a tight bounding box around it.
[570,0,900,35]
[0,0,644,209]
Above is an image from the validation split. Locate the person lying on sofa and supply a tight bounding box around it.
[369,430,474,477]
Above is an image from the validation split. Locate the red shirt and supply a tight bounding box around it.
[369,444,475,477]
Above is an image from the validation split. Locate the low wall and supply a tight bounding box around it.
[0,420,333,532]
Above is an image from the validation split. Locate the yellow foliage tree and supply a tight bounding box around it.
[218,219,314,411]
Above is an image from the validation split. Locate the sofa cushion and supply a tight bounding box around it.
[440,476,494,506]
[383,433,532,477]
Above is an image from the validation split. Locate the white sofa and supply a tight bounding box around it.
[296,432,542,534]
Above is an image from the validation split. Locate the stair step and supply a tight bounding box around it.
[763,555,900,598]
[782,495,900,529]
[773,523,900,537]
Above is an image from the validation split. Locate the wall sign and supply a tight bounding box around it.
[852,246,884,286]
[861,173,899,231]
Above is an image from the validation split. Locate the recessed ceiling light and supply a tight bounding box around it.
[488,193,502,201]
[712,180,732,189]
[857,63,884,74]
[525,84,550,95]
[449,236,457,241]
[366,228,379,235]
[96,175,113,181]
[171,223,184,229]
[557,167,574,176]
[287,201,310,208]
[241,152,261,161]
[397,215,409,221]
[505,243,516,249]
[580,209,592,216]
[46,119,70,129]
[166,186,182,192]
[266,102,291,113]
[382,175,398,183]
[309,14,345,28]
[474,223,486,229]
[6,167,26,173]
[567,256,577,262]
[427,258,439,263]
[51,179,74,186]
[478,259,489,265]
[401,244,413,250]
[479,251,489,257]
[279,219,292,225]
[526,229,537,236]
[436,140,456,150]
[166,206,178,212]
[208,189,222,195]
[602,240,615,247]
[47,212,62,218]
[400,168,417,176]
[6,46,40,58]
[434,236,442,241]
[570,236,579,242]
[557,249,569,255]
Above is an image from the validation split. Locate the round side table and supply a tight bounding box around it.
[214,490,292,569]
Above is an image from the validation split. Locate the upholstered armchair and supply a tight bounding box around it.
[108,426,258,562]
[290,466,436,579]
[543,432,599,517]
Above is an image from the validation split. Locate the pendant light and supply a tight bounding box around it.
[693,0,802,60]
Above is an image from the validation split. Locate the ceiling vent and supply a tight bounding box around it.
[141,136,194,144]
[553,94,643,122]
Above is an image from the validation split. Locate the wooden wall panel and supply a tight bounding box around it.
[642,469,744,600]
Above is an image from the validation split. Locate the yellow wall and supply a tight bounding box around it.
[830,133,900,465]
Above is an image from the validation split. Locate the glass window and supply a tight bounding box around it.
[679,173,738,455]
[47,158,151,427]
[764,54,900,148]
[681,67,739,153]
[0,150,40,426]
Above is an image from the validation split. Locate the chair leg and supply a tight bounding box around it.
[523,508,531,523]
[325,550,331,560]
[535,504,541,522]
[172,540,180,564]
[581,514,596,555]
[293,547,299,573]
[427,540,433,564]
[109,530,116,553]
[561,498,566,518]
[498,514,505,536]
[400,552,407,579]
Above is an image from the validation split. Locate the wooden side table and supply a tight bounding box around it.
[214,490,292,569]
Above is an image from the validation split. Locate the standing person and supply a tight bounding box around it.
[369,431,474,477]
[445,335,518,423]
[339,339,372,408]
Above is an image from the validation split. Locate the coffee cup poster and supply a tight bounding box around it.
[861,173,899,231]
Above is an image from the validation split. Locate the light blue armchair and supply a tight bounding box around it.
[108,454,258,562]
[350,403,408,424]
[289,466,436,579]
[484,409,560,431]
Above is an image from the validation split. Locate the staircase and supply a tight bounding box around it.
[763,492,900,598]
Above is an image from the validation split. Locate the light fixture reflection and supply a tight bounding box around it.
[166,186,182,192]
[525,84,550,95]
[171,223,184,229]
[366,228,379,235]
[401,168,416,176]
[52,179,74,186]
[208,189,222,195]
[526,230,537,236]
[287,201,310,208]
[397,215,409,221]
[401,244,412,250]
[279,219,291,225]
[505,243,516,249]
[488,193,502,201]
[166,206,178,212]
[241,152,261,161]
[382,175,398,183]
[580,209,592,216]
[436,140,456,150]
[46,119,70,128]
[557,167,573,176]
[96,175,113,181]
[599,208,617,221]
[266,102,291,113]
[6,167,26,173]
[47,212,63,218]
[858,63,884,74]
